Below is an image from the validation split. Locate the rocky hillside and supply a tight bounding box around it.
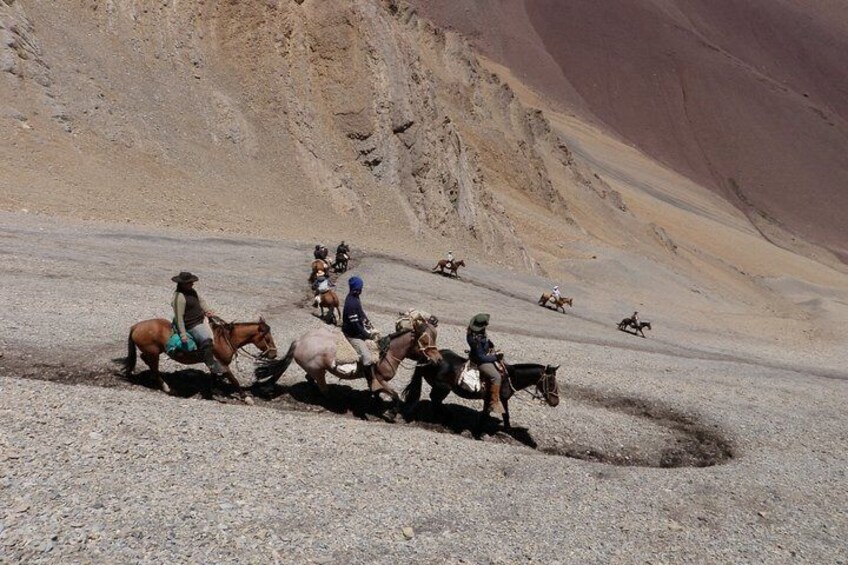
[412,0,848,263]
[0,0,636,271]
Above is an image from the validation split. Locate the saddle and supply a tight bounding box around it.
[334,334,360,365]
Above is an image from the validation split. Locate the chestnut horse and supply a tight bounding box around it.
[432,259,465,278]
[314,289,342,325]
[403,349,560,436]
[309,259,330,283]
[254,323,441,406]
[538,293,573,313]
[117,317,277,397]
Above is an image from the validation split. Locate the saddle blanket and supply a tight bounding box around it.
[457,362,482,394]
[165,327,197,356]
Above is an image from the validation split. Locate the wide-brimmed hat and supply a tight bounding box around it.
[316,270,325,277]
[171,271,199,284]
[468,313,490,332]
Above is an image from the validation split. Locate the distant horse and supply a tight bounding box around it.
[403,349,560,436]
[117,317,277,397]
[313,289,342,325]
[432,259,465,278]
[254,322,441,407]
[332,252,349,273]
[309,259,330,283]
[617,318,652,338]
[538,292,573,313]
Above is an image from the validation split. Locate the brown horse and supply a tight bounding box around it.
[117,317,278,397]
[403,349,560,436]
[309,259,330,283]
[254,323,441,406]
[538,292,573,313]
[314,289,342,325]
[432,259,465,278]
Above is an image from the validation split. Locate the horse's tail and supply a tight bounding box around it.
[254,341,296,385]
[402,369,424,406]
[114,329,137,378]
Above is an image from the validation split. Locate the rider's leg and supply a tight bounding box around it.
[479,362,504,415]
[188,322,225,376]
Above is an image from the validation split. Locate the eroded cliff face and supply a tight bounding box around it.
[1,0,626,270]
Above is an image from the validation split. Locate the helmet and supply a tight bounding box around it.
[349,276,364,291]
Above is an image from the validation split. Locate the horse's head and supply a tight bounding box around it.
[411,322,442,365]
[564,297,573,307]
[455,259,465,267]
[251,317,278,359]
[536,365,560,407]
[644,322,652,331]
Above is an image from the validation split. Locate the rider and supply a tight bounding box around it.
[336,240,350,258]
[311,270,332,306]
[171,272,224,376]
[631,311,640,327]
[552,285,562,302]
[342,276,377,385]
[446,250,454,268]
[314,245,329,261]
[467,313,505,415]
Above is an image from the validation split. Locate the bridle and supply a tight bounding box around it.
[217,321,277,361]
[509,367,559,405]
[378,325,439,373]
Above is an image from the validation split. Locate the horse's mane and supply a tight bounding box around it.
[507,363,547,371]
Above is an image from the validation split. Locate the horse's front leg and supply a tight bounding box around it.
[502,398,511,430]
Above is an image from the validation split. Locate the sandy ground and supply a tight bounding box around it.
[1,212,846,563]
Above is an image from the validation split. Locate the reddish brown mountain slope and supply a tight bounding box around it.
[412,0,848,261]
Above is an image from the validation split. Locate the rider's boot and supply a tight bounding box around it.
[488,383,505,415]
[200,341,225,376]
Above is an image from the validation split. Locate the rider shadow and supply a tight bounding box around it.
[405,400,538,449]
[120,368,239,401]
[250,380,391,421]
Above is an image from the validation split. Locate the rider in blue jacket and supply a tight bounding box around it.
[466,313,504,415]
[343,276,377,386]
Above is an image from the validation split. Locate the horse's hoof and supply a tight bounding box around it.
[160,383,172,394]
[243,395,255,406]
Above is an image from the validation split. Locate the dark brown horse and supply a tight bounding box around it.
[117,317,277,397]
[618,318,652,338]
[403,349,560,436]
[254,323,441,406]
[538,292,573,313]
[309,259,330,283]
[431,258,465,278]
[314,289,342,325]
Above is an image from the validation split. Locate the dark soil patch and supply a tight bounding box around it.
[2,352,733,469]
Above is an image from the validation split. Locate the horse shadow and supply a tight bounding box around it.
[120,368,240,401]
[403,400,538,449]
[249,380,390,421]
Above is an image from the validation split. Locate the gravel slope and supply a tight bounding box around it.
[1,213,847,563]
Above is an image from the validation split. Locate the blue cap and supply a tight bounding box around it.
[349,276,364,291]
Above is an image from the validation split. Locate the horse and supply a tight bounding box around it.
[254,322,441,408]
[309,259,330,283]
[116,317,277,397]
[332,252,349,273]
[538,292,573,313]
[617,318,652,338]
[431,259,465,278]
[313,289,342,325]
[402,349,560,436]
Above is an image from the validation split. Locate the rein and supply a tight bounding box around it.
[214,321,273,363]
[506,368,558,405]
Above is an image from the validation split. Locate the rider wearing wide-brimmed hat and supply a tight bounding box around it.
[171,272,224,375]
[467,313,505,415]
